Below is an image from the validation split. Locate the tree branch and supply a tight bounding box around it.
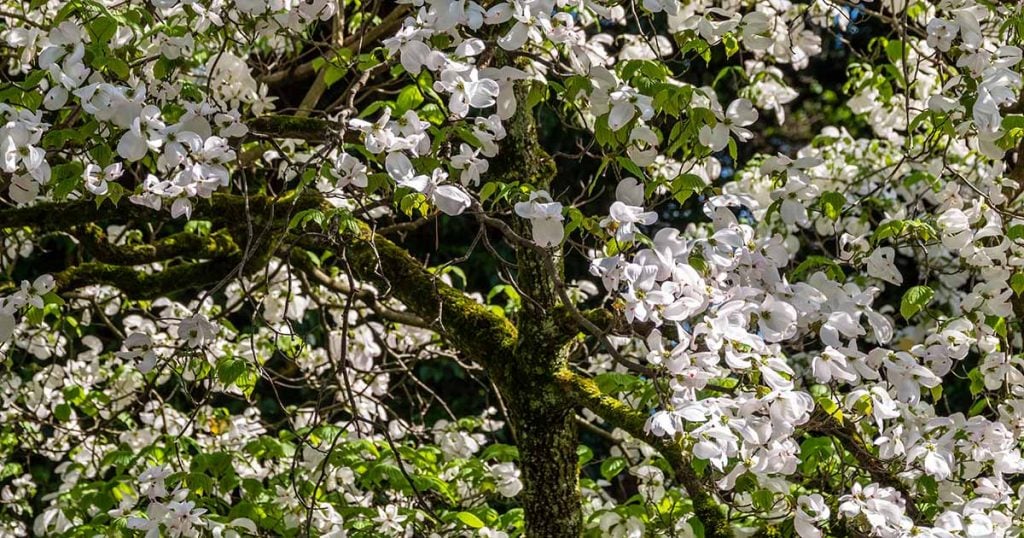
[289,248,430,328]
[805,409,922,522]
[294,225,518,371]
[53,256,244,299]
[554,369,731,538]
[246,115,346,143]
[0,192,320,232]
[76,224,240,265]
[258,7,411,85]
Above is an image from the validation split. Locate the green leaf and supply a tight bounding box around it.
[1013,273,1024,296]
[42,292,65,307]
[51,162,85,200]
[1001,114,1024,131]
[184,220,212,236]
[814,394,843,424]
[616,156,646,179]
[680,37,711,64]
[217,359,247,387]
[25,306,44,325]
[103,182,125,206]
[106,57,130,80]
[900,285,934,320]
[600,457,627,481]
[723,33,739,57]
[396,85,424,113]
[479,182,499,203]
[688,253,708,275]
[790,255,844,282]
[22,69,46,90]
[152,57,172,79]
[968,367,985,397]
[690,457,709,477]
[752,489,775,511]
[884,39,905,66]
[288,209,325,230]
[671,174,706,205]
[420,103,446,125]
[968,396,989,416]
[594,116,615,147]
[481,443,519,461]
[988,315,1007,338]
[324,64,347,88]
[525,80,546,110]
[87,15,119,44]
[63,385,85,403]
[901,284,933,319]
[819,191,845,221]
[799,436,834,474]
[0,464,21,484]
[594,371,642,394]
[456,512,485,529]
[687,516,705,538]
[576,445,594,466]
[872,220,906,243]
[54,403,72,422]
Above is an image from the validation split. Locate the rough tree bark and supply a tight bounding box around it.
[496,324,582,537]
[486,78,584,537]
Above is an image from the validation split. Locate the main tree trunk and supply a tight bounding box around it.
[489,72,583,537]
[506,392,581,537]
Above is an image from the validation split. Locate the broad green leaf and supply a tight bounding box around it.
[968,367,985,397]
[456,512,485,529]
[396,85,424,113]
[819,191,845,221]
[600,457,627,481]
[900,285,934,320]
[577,445,594,466]
[671,173,706,205]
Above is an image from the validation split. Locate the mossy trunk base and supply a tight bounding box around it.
[508,405,581,538]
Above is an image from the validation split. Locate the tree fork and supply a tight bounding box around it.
[493,321,583,538]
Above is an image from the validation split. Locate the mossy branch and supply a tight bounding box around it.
[0,193,320,232]
[53,256,244,299]
[7,192,512,367]
[258,6,410,86]
[806,409,922,522]
[288,248,430,328]
[555,369,732,538]
[78,224,240,265]
[295,225,518,370]
[15,193,312,299]
[246,115,345,142]
[1,199,154,231]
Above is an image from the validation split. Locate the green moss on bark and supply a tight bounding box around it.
[0,193,320,233]
[299,226,518,368]
[80,224,239,265]
[54,256,243,299]
[494,324,581,538]
[247,115,338,142]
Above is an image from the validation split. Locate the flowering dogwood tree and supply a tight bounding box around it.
[2,0,1024,536]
